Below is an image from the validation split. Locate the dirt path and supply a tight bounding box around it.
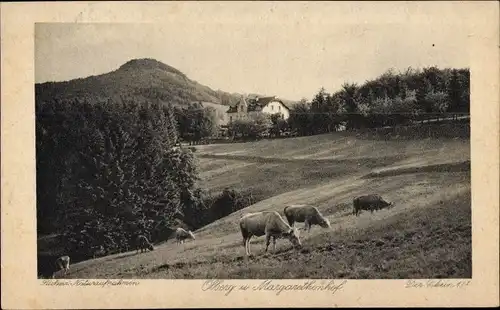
[196,153,405,167]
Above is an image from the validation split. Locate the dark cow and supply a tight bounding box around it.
[135,234,154,253]
[353,194,393,216]
[283,204,331,232]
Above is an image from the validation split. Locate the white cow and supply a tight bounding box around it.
[175,228,196,245]
[239,211,302,256]
[283,204,331,233]
[52,255,70,278]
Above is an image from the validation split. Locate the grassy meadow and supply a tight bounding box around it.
[56,130,471,279]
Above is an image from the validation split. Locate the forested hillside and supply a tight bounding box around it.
[35,58,240,107]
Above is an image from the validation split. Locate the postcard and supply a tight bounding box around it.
[1,1,498,308]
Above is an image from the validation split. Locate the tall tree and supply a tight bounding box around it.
[416,78,434,120]
[447,69,463,116]
[288,99,313,136]
[340,83,361,129]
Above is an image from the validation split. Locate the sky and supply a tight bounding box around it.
[35,2,474,101]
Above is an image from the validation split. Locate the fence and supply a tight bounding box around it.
[352,119,470,140]
[180,117,470,146]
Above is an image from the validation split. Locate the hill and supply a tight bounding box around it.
[57,126,471,279]
[35,58,298,111]
[35,58,241,107]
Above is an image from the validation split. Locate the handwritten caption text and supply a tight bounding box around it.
[405,279,471,289]
[201,279,348,296]
[41,279,140,287]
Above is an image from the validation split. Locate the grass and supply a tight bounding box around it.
[50,131,471,279]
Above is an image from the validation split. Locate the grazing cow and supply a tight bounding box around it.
[283,204,331,233]
[353,194,393,216]
[92,245,106,259]
[136,234,154,253]
[52,255,70,278]
[175,228,196,245]
[239,211,302,256]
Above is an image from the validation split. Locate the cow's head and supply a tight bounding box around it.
[148,244,155,251]
[387,201,394,208]
[286,227,302,248]
[319,216,331,228]
[189,231,196,240]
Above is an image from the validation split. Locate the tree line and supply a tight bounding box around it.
[287,67,470,136]
[180,66,470,141]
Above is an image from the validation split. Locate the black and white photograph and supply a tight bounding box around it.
[35,19,473,280]
[2,1,499,308]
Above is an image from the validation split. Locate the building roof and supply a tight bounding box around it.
[278,100,291,111]
[227,95,290,113]
[247,96,275,112]
[226,96,246,113]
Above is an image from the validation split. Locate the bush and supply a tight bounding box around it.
[208,188,256,221]
[183,188,258,230]
[174,103,219,145]
[228,112,272,140]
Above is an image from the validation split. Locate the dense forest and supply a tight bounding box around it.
[287,67,470,135]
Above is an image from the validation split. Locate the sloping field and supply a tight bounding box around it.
[58,132,471,279]
[194,133,469,200]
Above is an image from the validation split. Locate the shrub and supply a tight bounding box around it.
[208,188,257,222]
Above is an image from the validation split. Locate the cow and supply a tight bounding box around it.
[283,204,331,233]
[353,194,394,216]
[135,234,154,253]
[52,255,70,278]
[239,211,302,256]
[92,245,106,259]
[175,228,196,245]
